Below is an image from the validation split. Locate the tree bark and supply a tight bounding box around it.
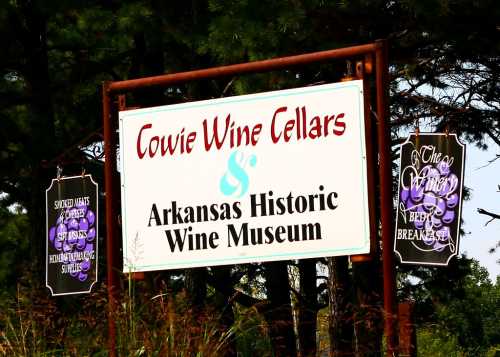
[352,260,383,357]
[10,1,56,285]
[298,258,318,357]
[328,256,354,357]
[130,31,165,108]
[212,266,236,357]
[263,261,297,357]
[184,267,208,354]
[185,267,207,307]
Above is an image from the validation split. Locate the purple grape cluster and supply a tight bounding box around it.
[48,201,96,282]
[399,160,459,252]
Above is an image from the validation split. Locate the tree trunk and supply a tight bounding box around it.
[184,267,208,354]
[328,256,354,357]
[185,267,207,307]
[130,31,165,108]
[212,266,236,357]
[352,260,383,356]
[298,258,318,357]
[264,261,297,357]
[12,1,56,285]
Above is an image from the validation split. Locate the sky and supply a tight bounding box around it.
[460,139,499,281]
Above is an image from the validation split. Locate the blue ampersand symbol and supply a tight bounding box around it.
[220,150,257,197]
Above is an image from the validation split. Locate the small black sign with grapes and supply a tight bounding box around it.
[394,133,465,266]
[46,175,98,295]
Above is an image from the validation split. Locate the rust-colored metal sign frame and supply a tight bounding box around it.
[102,40,396,356]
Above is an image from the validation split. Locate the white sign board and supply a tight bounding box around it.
[119,81,370,272]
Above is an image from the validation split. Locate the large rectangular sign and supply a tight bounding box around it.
[119,81,370,272]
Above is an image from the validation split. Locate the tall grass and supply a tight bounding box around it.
[0,285,64,356]
[0,278,270,356]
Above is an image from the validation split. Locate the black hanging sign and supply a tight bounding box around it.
[394,133,465,266]
[46,175,98,295]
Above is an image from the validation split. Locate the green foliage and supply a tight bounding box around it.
[0,204,29,294]
[417,327,462,357]
[404,258,500,356]
[233,305,272,357]
[434,262,500,355]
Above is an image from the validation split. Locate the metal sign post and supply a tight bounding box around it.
[101,40,397,357]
